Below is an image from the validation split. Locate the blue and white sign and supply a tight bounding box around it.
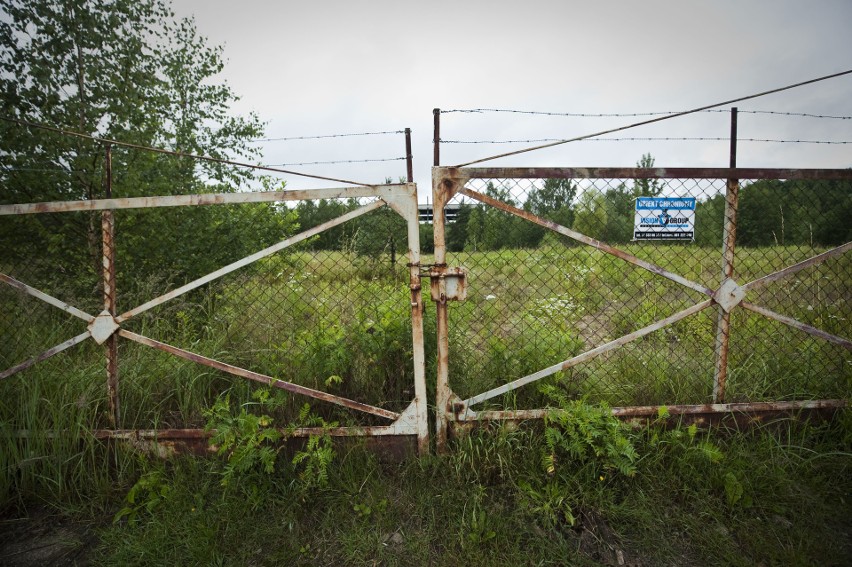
[633,197,696,240]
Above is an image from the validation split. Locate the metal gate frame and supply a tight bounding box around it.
[0,182,430,455]
[430,165,852,451]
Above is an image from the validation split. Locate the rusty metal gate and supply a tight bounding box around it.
[1,180,430,454]
[430,165,851,449]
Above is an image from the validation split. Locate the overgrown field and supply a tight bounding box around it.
[1,242,850,565]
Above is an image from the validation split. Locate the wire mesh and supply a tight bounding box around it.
[442,174,851,410]
[1,185,419,435]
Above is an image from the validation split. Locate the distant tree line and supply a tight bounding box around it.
[441,157,850,252]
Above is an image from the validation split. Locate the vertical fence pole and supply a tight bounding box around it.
[401,185,430,455]
[432,171,452,452]
[432,111,449,450]
[712,107,739,403]
[405,127,414,183]
[102,143,120,427]
[433,109,440,167]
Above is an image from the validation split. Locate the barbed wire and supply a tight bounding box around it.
[454,69,852,167]
[442,108,852,120]
[442,137,851,144]
[704,110,851,119]
[265,156,406,167]
[0,115,374,187]
[250,130,405,142]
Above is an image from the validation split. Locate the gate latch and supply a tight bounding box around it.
[430,267,467,302]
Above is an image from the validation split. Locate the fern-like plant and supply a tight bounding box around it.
[539,387,638,479]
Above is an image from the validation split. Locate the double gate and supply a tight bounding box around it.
[2,167,850,455]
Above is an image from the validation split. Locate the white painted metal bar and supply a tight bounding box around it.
[0,273,95,322]
[742,242,852,291]
[382,184,431,454]
[739,302,852,350]
[0,186,402,215]
[462,299,714,408]
[117,199,386,323]
[0,331,92,380]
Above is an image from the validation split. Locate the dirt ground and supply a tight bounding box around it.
[0,507,97,566]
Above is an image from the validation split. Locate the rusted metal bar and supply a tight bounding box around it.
[102,144,119,428]
[455,167,852,181]
[463,399,847,423]
[0,186,403,216]
[400,188,430,453]
[432,172,453,453]
[461,299,714,410]
[0,273,94,322]
[379,183,430,453]
[713,109,739,404]
[117,329,401,421]
[740,302,852,350]
[743,242,852,291]
[433,108,440,166]
[405,128,414,183]
[458,186,714,297]
[12,426,415,440]
[0,331,92,380]
[117,199,386,323]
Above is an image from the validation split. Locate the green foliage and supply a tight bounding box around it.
[517,478,576,528]
[290,404,336,492]
[737,179,852,247]
[463,507,497,547]
[0,0,286,296]
[204,390,283,486]
[294,198,360,250]
[113,468,172,524]
[540,391,638,479]
[352,497,387,519]
[203,391,337,494]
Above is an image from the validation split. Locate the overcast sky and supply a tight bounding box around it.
[171,0,852,194]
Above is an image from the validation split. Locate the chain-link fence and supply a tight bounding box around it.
[431,167,851,440]
[1,144,428,453]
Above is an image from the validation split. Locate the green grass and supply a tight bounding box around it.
[58,409,848,566]
[1,243,850,565]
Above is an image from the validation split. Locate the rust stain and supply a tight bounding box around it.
[462,400,847,426]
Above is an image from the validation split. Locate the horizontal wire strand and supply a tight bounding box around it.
[0,115,376,187]
[442,137,851,145]
[250,130,405,142]
[442,108,852,120]
[265,156,406,167]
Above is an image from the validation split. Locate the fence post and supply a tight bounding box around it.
[433,109,440,167]
[432,170,453,453]
[394,183,430,455]
[102,143,120,427]
[712,107,739,403]
[405,127,414,183]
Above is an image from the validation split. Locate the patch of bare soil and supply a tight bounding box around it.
[565,508,651,567]
[0,506,97,566]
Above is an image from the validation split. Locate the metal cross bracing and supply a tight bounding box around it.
[0,182,430,455]
[430,165,852,451]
